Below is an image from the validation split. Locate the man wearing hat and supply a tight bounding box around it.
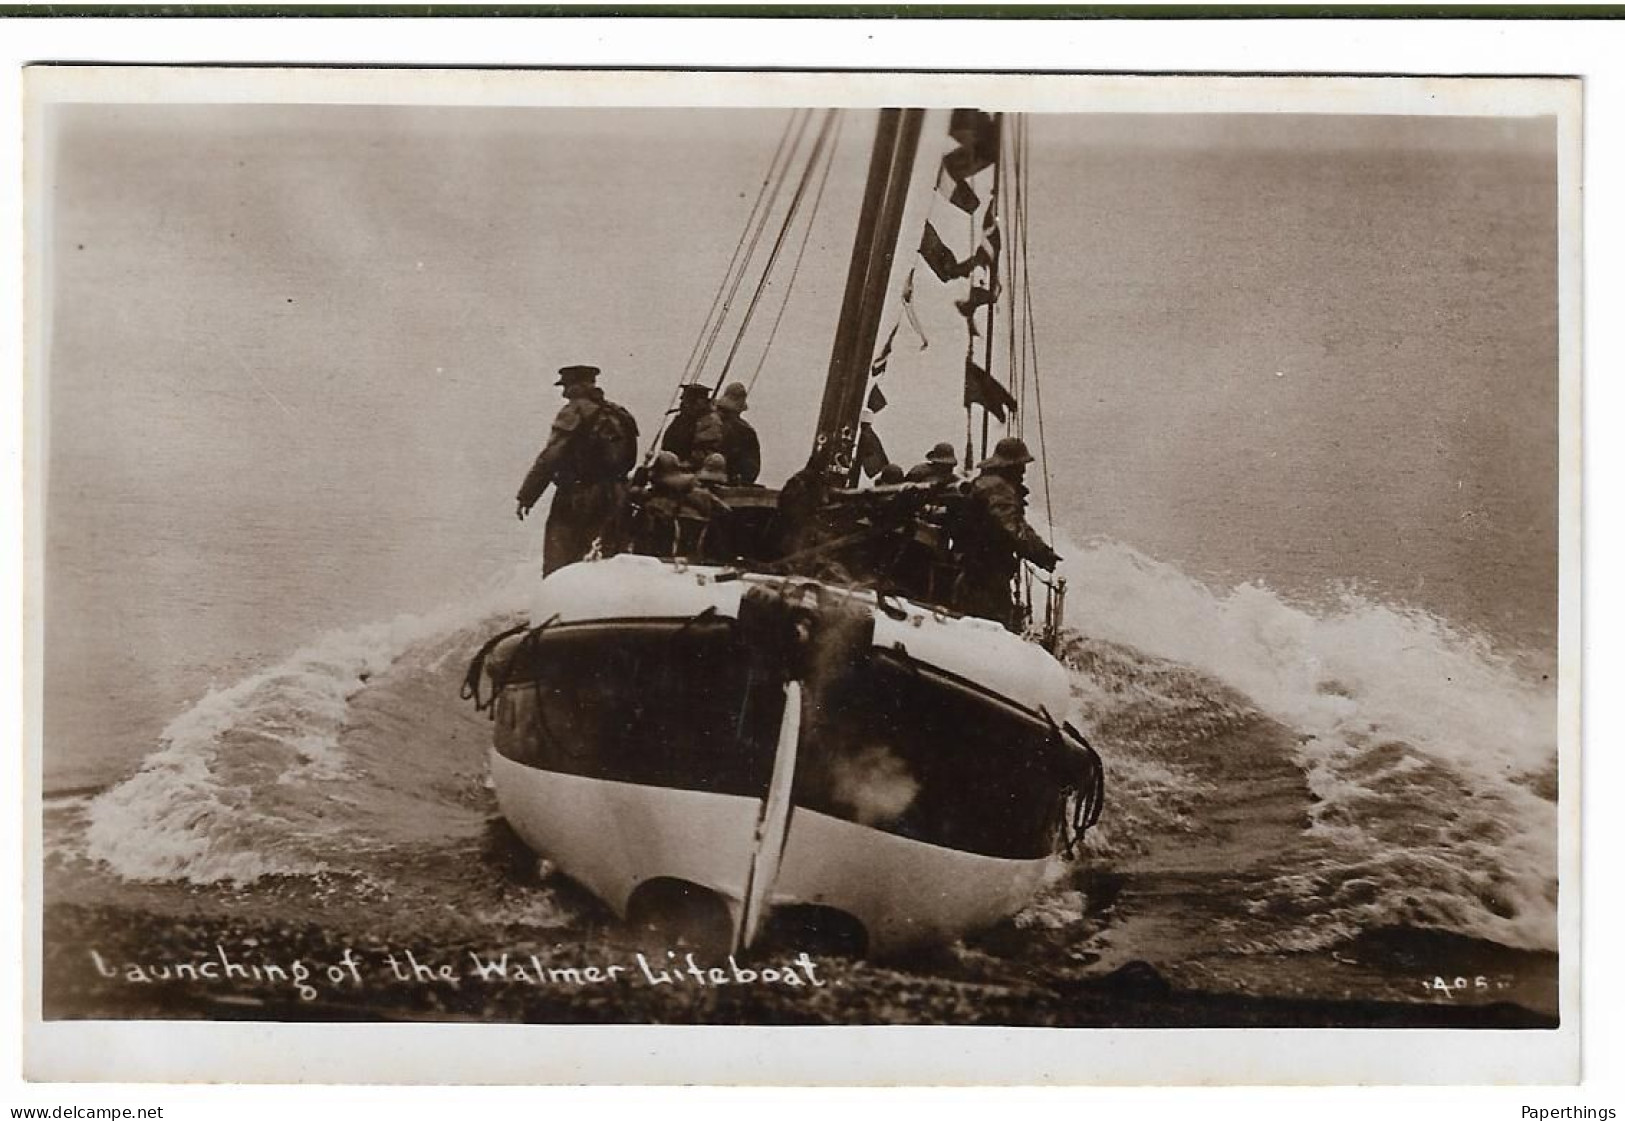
[516,364,639,574]
[686,454,734,562]
[905,441,960,485]
[714,382,761,485]
[628,451,693,558]
[660,382,725,470]
[696,453,730,492]
[630,450,730,561]
[951,436,1061,629]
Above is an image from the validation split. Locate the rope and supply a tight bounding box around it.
[1062,725,1107,858]
[460,622,530,713]
[714,109,840,391]
[1037,708,1105,859]
[1005,121,1021,444]
[461,616,561,718]
[691,110,814,388]
[1016,116,1057,540]
[643,110,808,465]
[679,109,803,389]
[745,110,844,393]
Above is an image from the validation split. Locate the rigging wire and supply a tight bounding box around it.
[713,109,840,392]
[1016,114,1057,538]
[745,111,844,393]
[1004,119,1022,445]
[643,109,806,463]
[1014,116,1027,441]
[677,109,803,390]
[690,110,815,389]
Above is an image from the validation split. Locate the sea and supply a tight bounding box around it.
[38,108,1561,1022]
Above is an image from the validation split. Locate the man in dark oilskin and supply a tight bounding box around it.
[952,436,1061,629]
[515,364,636,575]
[905,441,960,485]
[682,456,733,562]
[629,451,691,558]
[631,450,730,560]
[660,382,725,469]
[714,381,762,485]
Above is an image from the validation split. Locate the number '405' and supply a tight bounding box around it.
[1421,975,1511,997]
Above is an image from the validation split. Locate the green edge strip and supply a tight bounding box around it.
[3,4,1625,18]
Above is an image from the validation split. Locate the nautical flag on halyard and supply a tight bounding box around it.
[964,357,1017,422]
[895,109,1013,433]
[944,109,1000,184]
[936,165,980,213]
[866,384,888,413]
[856,418,889,479]
[955,283,998,318]
[870,323,898,379]
[901,270,928,349]
[983,208,1002,256]
[919,222,977,283]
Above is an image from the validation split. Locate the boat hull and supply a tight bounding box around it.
[491,751,760,919]
[491,750,1055,955]
[478,554,1096,955]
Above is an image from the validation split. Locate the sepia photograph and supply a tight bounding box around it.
[21,65,1578,1082]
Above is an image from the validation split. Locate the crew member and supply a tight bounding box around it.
[629,451,695,558]
[714,382,762,485]
[696,453,731,493]
[661,383,724,469]
[951,436,1061,629]
[515,364,638,575]
[684,457,734,562]
[905,442,960,485]
[629,450,734,562]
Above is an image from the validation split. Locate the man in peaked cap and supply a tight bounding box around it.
[951,436,1060,630]
[905,441,960,485]
[714,382,762,485]
[660,382,725,470]
[516,364,640,575]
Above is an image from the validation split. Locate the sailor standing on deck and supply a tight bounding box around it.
[687,454,735,562]
[515,364,639,575]
[661,383,725,469]
[905,442,961,485]
[714,382,762,485]
[952,436,1061,630]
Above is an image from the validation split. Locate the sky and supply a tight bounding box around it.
[42,99,1560,650]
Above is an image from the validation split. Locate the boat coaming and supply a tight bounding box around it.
[484,553,1081,956]
[523,554,1072,717]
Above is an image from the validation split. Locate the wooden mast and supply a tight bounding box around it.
[811,107,926,479]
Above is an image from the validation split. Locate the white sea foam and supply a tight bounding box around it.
[78,537,1558,955]
[1055,536,1558,951]
[83,561,537,885]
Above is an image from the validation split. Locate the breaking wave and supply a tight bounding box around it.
[67,537,1557,957]
[80,564,537,886]
[1055,538,1558,953]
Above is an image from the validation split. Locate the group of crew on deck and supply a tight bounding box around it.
[515,364,1059,629]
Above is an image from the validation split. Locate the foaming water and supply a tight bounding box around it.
[1054,537,1557,954]
[58,538,1557,977]
[80,563,538,886]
